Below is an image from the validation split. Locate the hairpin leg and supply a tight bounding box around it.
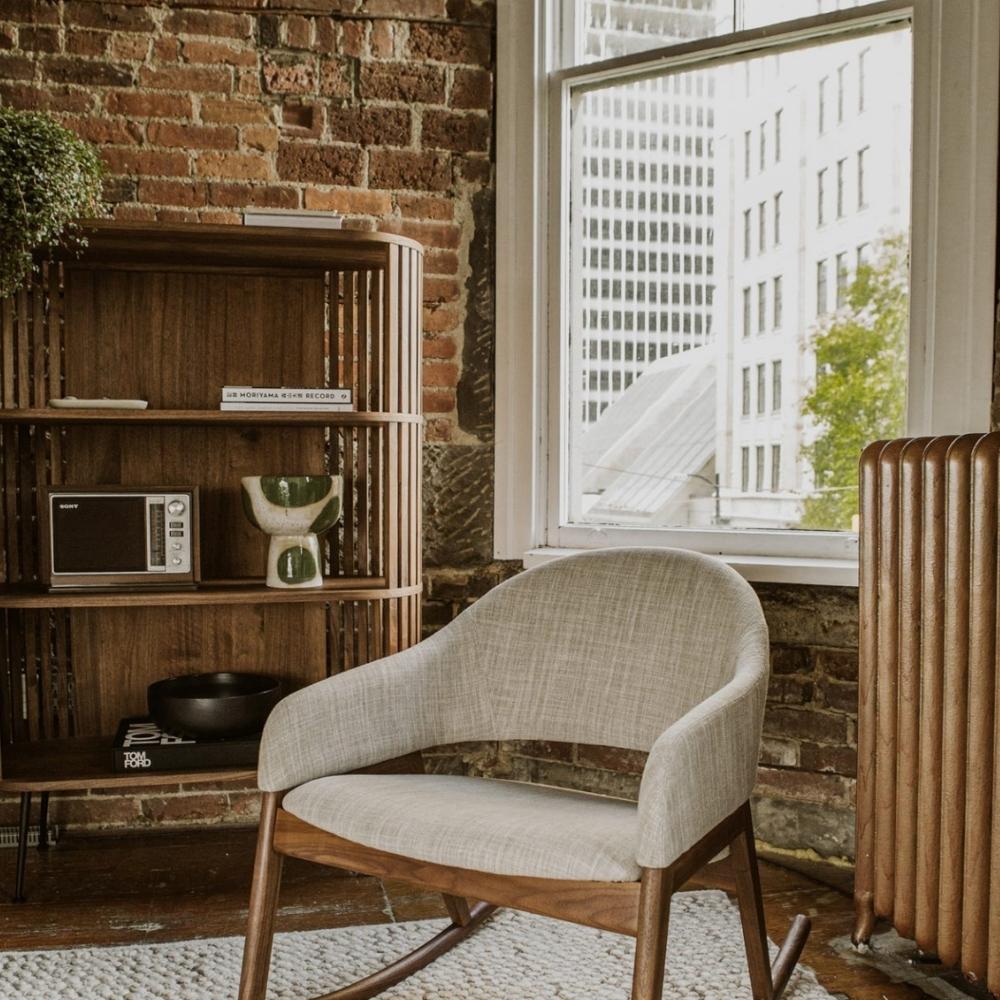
[37,792,50,851]
[13,791,31,903]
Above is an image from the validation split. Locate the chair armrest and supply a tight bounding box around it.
[636,638,768,869]
[257,628,472,792]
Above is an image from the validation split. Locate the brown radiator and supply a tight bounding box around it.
[855,434,1000,995]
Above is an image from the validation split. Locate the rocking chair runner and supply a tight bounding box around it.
[238,548,811,1000]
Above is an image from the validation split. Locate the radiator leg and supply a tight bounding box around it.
[852,892,876,946]
[12,792,31,903]
[37,792,50,851]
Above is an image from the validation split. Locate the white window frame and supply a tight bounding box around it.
[495,0,999,586]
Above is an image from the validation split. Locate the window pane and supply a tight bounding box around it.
[567,24,911,532]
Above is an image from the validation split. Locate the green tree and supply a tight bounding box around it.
[800,235,908,529]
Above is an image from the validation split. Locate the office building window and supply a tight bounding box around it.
[757,281,766,334]
[741,367,751,416]
[755,445,765,492]
[858,146,869,208]
[758,201,766,253]
[836,158,846,217]
[817,168,826,225]
[741,447,750,493]
[744,129,751,178]
[859,47,868,112]
[857,242,871,269]
[743,208,751,258]
[837,63,846,123]
[772,359,782,410]
[836,251,848,307]
[742,286,751,337]
[774,108,782,162]
[818,75,827,133]
[773,192,782,245]
[756,363,766,413]
[817,259,828,315]
[759,121,766,171]
[771,444,781,492]
[773,275,783,328]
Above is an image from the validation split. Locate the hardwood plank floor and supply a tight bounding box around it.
[0,828,990,999]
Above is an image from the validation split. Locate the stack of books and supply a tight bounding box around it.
[220,386,354,412]
[112,717,260,773]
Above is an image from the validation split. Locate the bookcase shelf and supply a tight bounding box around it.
[0,221,423,809]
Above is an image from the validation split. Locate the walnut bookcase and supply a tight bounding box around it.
[0,221,423,799]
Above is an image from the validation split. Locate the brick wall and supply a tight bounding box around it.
[1,0,860,861]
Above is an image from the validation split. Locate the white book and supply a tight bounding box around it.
[222,387,352,404]
[242,210,343,230]
[220,401,355,412]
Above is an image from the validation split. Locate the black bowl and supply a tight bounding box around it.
[148,671,281,740]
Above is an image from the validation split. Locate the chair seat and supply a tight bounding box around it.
[281,773,641,882]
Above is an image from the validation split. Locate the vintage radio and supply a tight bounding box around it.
[41,486,199,589]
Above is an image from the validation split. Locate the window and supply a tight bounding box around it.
[836,157,846,217]
[756,363,766,413]
[741,367,751,416]
[755,445,765,492]
[859,47,868,112]
[837,63,846,122]
[817,168,826,225]
[773,275,783,328]
[771,444,782,492]
[741,446,750,492]
[816,259,828,315]
[772,360,782,410]
[773,192,782,244]
[857,146,869,208]
[496,2,998,581]
[774,108,782,162]
[857,242,871,269]
[743,208,751,258]
[744,129,751,178]
[836,251,848,307]
[759,121,766,171]
[742,286,751,337]
[757,281,766,334]
[758,201,766,253]
[818,75,827,133]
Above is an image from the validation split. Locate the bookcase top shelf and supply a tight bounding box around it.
[0,409,422,427]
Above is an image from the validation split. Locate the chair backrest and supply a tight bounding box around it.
[441,547,769,751]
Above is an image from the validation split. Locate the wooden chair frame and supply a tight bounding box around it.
[238,793,811,1000]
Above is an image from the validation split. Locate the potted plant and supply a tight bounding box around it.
[0,107,106,298]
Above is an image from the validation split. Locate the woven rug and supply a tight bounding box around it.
[0,890,834,1000]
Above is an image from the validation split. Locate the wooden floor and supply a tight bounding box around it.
[0,827,989,999]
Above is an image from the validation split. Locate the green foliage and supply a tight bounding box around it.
[800,234,908,530]
[0,108,106,298]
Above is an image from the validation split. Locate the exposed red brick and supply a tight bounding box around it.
[422,109,489,152]
[152,35,179,61]
[328,105,410,147]
[207,182,299,209]
[422,304,460,333]
[102,147,191,177]
[112,204,158,221]
[44,55,134,87]
[423,387,456,413]
[284,14,313,49]
[142,793,230,823]
[50,794,144,826]
[359,61,445,103]
[312,17,336,54]
[423,335,457,359]
[64,115,143,145]
[396,193,453,220]
[199,209,242,224]
[262,55,316,94]
[766,675,814,706]
[303,187,392,215]
[148,121,238,150]
[17,25,59,52]
[105,90,193,118]
[383,218,461,248]
[816,678,857,714]
[140,64,232,93]
[424,248,459,275]
[424,417,452,442]
[456,154,490,184]
[507,740,576,763]
[156,207,199,223]
[201,97,271,124]
[65,29,108,56]
[407,22,491,65]
[370,19,394,58]
[451,67,491,110]
[137,178,210,208]
[369,149,450,192]
[195,150,270,180]
[755,766,854,807]
[0,25,17,51]
[339,19,366,57]
[424,276,460,303]
[164,9,253,39]
[763,706,848,745]
[276,141,363,185]
[318,56,352,97]
[3,0,60,25]
[814,647,857,681]
[0,52,35,80]
[422,360,458,387]
[64,1,154,32]
[242,124,278,152]
[1,81,94,112]
[182,39,257,66]
[770,644,812,675]
[109,33,150,61]
[576,745,648,773]
[800,742,857,777]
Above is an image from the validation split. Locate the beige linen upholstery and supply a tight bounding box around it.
[259,547,769,875]
[282,774,641,881]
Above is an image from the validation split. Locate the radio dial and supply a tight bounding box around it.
[167,500,186,516]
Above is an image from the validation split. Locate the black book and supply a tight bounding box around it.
[111,717,260,773]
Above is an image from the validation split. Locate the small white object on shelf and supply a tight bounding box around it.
[242,210,343,230]
[49,397,148,409]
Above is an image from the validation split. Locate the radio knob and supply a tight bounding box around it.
[167,500,186,516]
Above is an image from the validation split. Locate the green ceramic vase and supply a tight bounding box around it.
[241,475,343,589]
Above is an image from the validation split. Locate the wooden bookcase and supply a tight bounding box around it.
[0,221,423,795]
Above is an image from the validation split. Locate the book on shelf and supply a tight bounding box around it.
[220,401,354,412]
[221,387,352,404]
[112,717,260,773]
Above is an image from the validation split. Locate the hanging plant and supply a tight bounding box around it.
[0,107,106,298]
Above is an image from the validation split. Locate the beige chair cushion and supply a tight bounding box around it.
[282,773,642,882]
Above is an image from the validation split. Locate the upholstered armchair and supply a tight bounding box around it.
[239,548,810,1000]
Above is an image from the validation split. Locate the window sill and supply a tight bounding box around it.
[522,547,858,587]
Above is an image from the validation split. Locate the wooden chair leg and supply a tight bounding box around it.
[239,792,285,1000]
[730,802,811,1000]
[442,894,472,926]
[631,868,673,1000]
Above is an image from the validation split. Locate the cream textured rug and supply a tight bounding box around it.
[0,891,834,1000]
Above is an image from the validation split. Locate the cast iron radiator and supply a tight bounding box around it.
[855,434,1000,995]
